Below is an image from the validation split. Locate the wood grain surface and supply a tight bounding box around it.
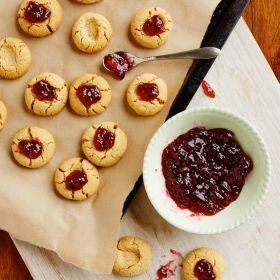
[0,1,278,279]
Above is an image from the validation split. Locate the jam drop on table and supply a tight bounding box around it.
[93,127,115,152]
[32,80,57,102]
[76,84,101,108]
[202,80,215,98]
[137,83,159,102]
[24,1,51,23]
[194,259,216,280]
[162,127,253,216]
[143,15,166,36]
[156,260,175,280]
[18,139,43,159]
[66,170,88,191]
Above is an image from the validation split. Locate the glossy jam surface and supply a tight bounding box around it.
[143,15,166,36]
[32,80,57,102]
[65,170,88,191]
[93,127,115,152]
[136,83,159,101]
[76,84,101,108]
[24,1,51,23]
[162,127,253,216]
[103,52,135,80]
[194,259,216,280]
[202,80,215,99]
[156,260,175,280]
[18,139,43,159]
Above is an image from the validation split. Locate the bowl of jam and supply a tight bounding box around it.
[143,107,271,234]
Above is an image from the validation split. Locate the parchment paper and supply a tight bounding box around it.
[0,0,220,274]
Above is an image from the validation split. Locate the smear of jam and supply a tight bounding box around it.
[103,52,135,80]
[76,84,101,108]
[143,15,166,36]
[93,127,115,152]
[162,127,253,216]
[32,80,57,102]
[156,260,175,280]
[202,80,215,98]
[24,1,51,23]
[194,259,216,280]
[65,170,88,191]
[18,139,43,159]
[136,83,159,102]
[170,249,183,261]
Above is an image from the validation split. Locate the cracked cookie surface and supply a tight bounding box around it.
[25,72,68,116]
[113,236,152,277]
[131,7,172,48]
[127,73,168,116]
[183,247,225,280]
[17,0,62,37]
[0,101,8,131]
[12,126,55,169]
[69,73,111,116]
[54,157,99,201]
[72,12,112,54]
[75,0,102,4]
[82,122,127,167]
[0,37,32,80]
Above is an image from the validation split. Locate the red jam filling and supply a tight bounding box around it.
[156,260,175,280]
[136,83,159,102]
[76,84,101,108]
[103,52,135,80]
[93,127,115,152]
[65,170,88,191]
[202,80,215,99]
[18,139,43,159]
[162,127,253,216]
[143,15,166,36]
[32,80,57,102]
[24,1,51,23]
[194,259,216,280]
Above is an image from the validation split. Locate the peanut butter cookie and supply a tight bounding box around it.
[75,0,102,4]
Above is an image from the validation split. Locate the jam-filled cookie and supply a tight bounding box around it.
[0,37,32,80]
[25,72,68,116]
[0,101,8,131]
[131,7,173,48]
[17,0,62,37]
[113,236,152,277]
[72,13,112,54]
[75,0,101,4]
[82,122,127,167]
[127,73,168,116]
[12,126,55,169]
[183,247,225,280]
[54,157,99,201]
[69,73,111,116]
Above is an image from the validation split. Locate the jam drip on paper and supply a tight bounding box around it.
[66,170,88,191]
[32,80,57,102]
[136,83,159,101]
[24,1,51,23]
[194,259,216,280]
[202,80,215,99]
[93,127,115,152]
[76,85,101,108]
[18,139,43,159]
[143,15,166,36]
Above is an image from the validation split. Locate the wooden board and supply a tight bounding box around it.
[12,19,280,280]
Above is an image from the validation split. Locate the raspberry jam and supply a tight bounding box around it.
[162,127,253,216]
[93,127,115,152]
[137,83,159,102]
[194,259,216,280]
[202,80,215,99]
[143,15,166,36]
[18,139,43,159]
[24,1,51,23]
[103,52,135,80]
[65,170,88,191]
[156,260,175,280]
[32,80,57,102]
[76,85,101,108]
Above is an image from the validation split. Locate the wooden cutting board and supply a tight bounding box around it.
[12,19,280,280]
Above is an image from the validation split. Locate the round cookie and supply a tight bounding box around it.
[113,236,152,277]
[0,37,32,80]
[11,126,55,169]
[82,122,127,167]
[183,247,225,280]
[72,13,112,54]
[0,101,8,131]
[25,72,68,116]
[75,0,101,4]
[127,73,168,116]
[69,73,111,116]
[131,7,173,48]
[54,157,99,201]
[17,0,62,37]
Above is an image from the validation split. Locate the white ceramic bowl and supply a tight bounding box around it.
[143,107,271,234]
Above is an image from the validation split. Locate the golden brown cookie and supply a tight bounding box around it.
[72,13,112,54]
[0,101,8,131]
[127,73,168,116]
[11,126,55,169]
[54,157,99,201]
[75,0,101,4]
[25,72,68,116]
[131,7,173,48]
[183,247,225,280]
[0,37,32,80]
[69,73,111,116]
[82,122,127,167]
[113,236,152,277]
[17,0,62,37]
